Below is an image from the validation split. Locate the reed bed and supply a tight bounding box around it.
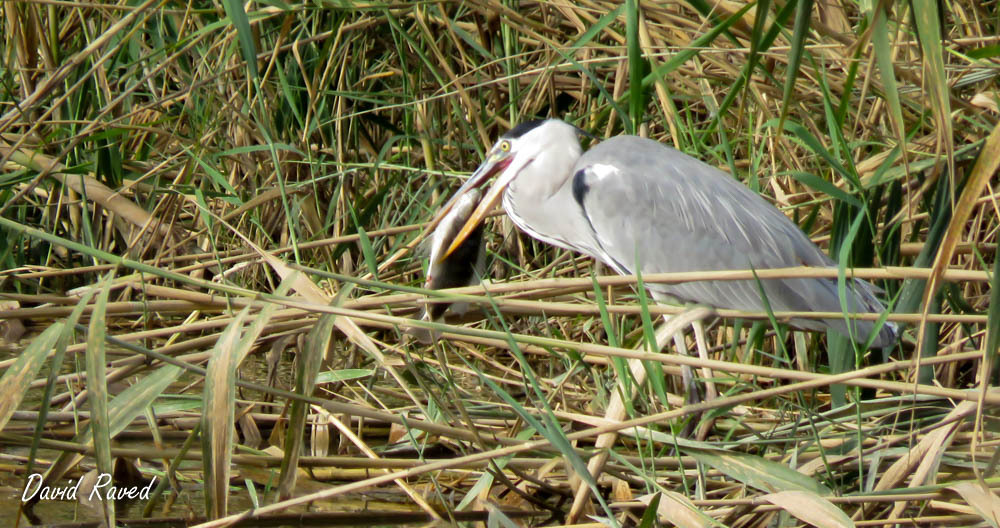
[1,1,998,527]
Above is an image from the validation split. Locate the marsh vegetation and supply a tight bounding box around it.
[1,1,998,526]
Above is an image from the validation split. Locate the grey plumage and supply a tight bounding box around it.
[439,119,897,348]
[567,136,895,346]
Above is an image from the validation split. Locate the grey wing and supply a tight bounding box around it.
[569,136,895,345]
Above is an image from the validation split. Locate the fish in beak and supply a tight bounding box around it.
[424,187,486,319]
[409,187,487,343]
[439,149,518,259]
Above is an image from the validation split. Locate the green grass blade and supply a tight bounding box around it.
[742,0,772,105]
[834,210,868,345]
[591,275,620,349]
[24,286,98,479]
[626,0,646,134]
[351,204,379,280]
[86,271,115,525]
[680,446,832,495]
[279,282,353,499]
[870,3,908,152]
[777,119,855,185]
[0,323,62,432]
[749,267,790,364]
[636,492,662,528]
[634,267,668,407]
[222,0,259,80]
[787,171,863,208]
[202,307,251,518]
[776,0,814,133]
[911,0,954,177]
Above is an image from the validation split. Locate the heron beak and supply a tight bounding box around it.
[440,154,513,259]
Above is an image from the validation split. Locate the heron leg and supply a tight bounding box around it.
[693,319,718,400]
[671,332,702,406]
[672,320,717,440]
[566,307,712,523]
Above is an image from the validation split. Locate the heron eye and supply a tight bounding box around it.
[499,140,511,152]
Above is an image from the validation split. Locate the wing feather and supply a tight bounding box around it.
[568,136,895,346]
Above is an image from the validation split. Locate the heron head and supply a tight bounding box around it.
[438,119,583,259]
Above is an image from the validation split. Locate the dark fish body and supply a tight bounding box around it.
[424,188,486,320]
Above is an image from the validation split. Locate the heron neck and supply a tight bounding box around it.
[509,142,581,199]
[501,143,593,256]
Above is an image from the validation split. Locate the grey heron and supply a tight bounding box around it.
[436,118,897,348]
[427,118,898,520]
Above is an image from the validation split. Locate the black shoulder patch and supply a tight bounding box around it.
[502,119,547,139]
[571,168,590,207]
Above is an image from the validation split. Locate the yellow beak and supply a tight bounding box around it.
[435,152,512,260]
[441,176,509,259]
